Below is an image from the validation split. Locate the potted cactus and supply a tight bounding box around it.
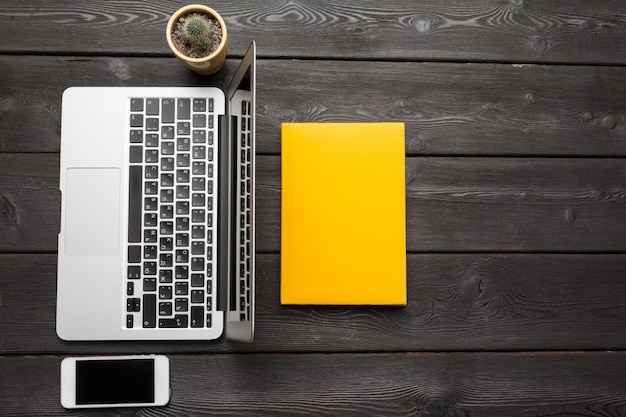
[166,5,228,75]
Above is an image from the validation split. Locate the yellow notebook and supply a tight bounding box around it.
[281,123,406,305]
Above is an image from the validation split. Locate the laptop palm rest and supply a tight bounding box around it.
[64,168,121,257]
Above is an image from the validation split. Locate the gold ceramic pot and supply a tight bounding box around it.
[166,4,228,75]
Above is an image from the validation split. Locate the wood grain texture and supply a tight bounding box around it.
[258,59,626,156]
[0,154,60,251]
[404,157,626,252]
[1,56,625,155]
[0,0,625,64]
[2,352,626,416]
[2,154,625,253]
[3,253,626,354]
[2,0,625,414]
[258,155,626,253]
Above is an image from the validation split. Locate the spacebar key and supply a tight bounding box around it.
[143,294,156,328]
[128,165,142,243]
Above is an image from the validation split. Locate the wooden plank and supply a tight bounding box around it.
[404,157,626,252]
[0,154,60,252]
[2,352,626,415]
[259,60,626,156]
[258,155,626,253]
[3,253,626,354]
[2,154,625,253]
[0,1,625,64]
[1,56,625,155]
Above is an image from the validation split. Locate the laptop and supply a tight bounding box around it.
[56,42,256,342]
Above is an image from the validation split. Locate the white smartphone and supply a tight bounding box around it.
[60,355,170,409]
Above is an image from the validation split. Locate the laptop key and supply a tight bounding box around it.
[127,297,140,312]
[127,265,140,279]
[176,233,189,247]
[146,98,159,115]
[175,282,189,296]
[191,257,204,270]
[160,253,173,268]
[191,306,203,327]
[191,290,204,304]
[128,245,141,263]
[130,98,143,112]
[162,99,175,123]
[161,173,174,187]
[176,185,189,199]
[175,297,188,312]
[128,165,143,243]
[160,221,173,235]
[130,130,142,143]
[145,149,158,163]
[144,229,157,243]
[161,125,174,139]
[193,114,206,128]
[159,302,172,316]
[193,98,206,112]
[192,209,204,223]
[144,245,157,259]
[145,165,158,179]
[191,273,204,287]
[143,277,157,291]
[178,99,190,120]
[145,197,158,211]
[130,113,143,128]
[159,314,188,328]
[160,237,173,251]
[143,261,157,275]
[177,153,190,167]
[191,241,204,255]
[192,145,206,159]
[192,193,204,207]
[193,130,206,143]
[159,286,172,300]
[159,269,173,284]
[146,133,159,147]
[175,249,189,264]
[146,117,159,131]
[161,141,174,155]
[145,181,158,195]
[175,265,188,279]
[192,162,205,176]
[176,169,190,183]
[143,294,156,327]
[144,213,157,227]
[176,314,188,327]
[177,121,190,135]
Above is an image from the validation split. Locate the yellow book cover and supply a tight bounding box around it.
[281,122,406,305]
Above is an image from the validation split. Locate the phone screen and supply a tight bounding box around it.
[75,359,155,405]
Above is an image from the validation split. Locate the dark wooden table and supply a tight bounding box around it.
[2,1,626,415]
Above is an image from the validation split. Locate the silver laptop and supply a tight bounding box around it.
[57,42,256,342]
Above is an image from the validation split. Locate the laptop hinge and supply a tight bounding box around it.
[217,114,230,312]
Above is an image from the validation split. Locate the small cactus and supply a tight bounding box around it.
[181,15,215,49]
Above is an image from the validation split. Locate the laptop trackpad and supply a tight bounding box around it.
[64,168,121,256]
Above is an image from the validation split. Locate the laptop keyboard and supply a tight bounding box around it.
[126,97,218,330]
